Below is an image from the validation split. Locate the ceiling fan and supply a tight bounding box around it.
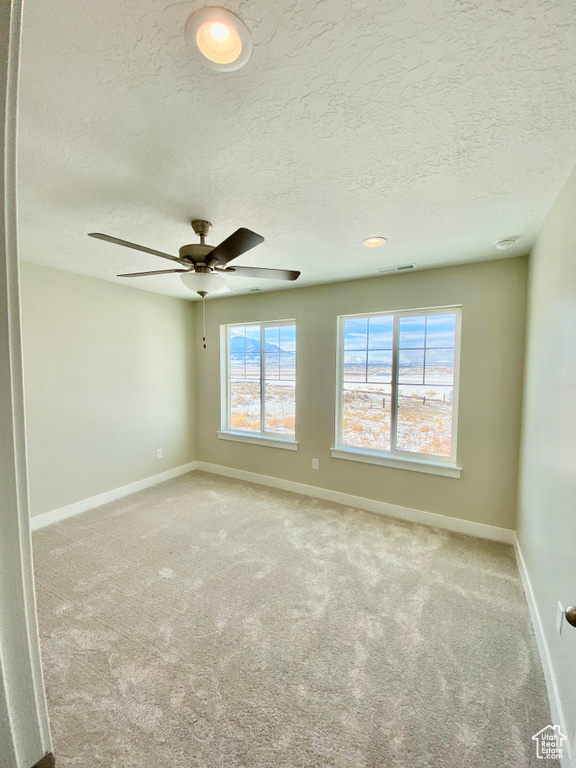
[88,220,300,296]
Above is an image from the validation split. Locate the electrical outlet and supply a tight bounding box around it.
[312,458,319,470]
[157,448,163,459]
[556,601,564,635]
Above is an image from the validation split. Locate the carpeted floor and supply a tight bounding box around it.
[33,471,555,768]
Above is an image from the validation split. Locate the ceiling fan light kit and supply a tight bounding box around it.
[180,271,230,295]
[185,7,252,72]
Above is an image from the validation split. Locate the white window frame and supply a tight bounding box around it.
[332,305,462,478]
[219,319,298,449]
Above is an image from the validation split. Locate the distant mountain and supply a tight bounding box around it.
[230,334,294,358]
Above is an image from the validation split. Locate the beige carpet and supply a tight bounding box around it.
[33,471,555,768]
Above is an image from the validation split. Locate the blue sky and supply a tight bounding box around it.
[231,316,455,360]
[230,324,297,353]
[344,313,456,351]
[265,325,296,352]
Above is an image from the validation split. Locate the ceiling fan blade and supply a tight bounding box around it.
[89,233,186,264]
[117,269,190,277]
[208,228,264,266]
[217,265,300,281]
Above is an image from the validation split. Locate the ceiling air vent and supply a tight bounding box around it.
[377,264,417,275]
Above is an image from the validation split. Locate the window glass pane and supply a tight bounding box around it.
[229,327,246,357]
[245,325,260,352]
[229,327,246,377]
[280,325,296,352]
[343,350,367,381]
[424,348,454,384]
[398,349,424,383]
[230,357,245,377]
[399,316,425,348]
[367,350,392,382]
[280,352,295,380]
[368,315,393,349]
[245,354,260,379]
[264,325,280,350]
[342,383,391,452]
[227,321,297,437]
[338,309,458,460]
[230,379,261,432]
[279,325,296,380]
[425,314,456,348]
[344,317,368,350]
[265,352,279,379]
[264,382,295,435]
[396,384,453,457]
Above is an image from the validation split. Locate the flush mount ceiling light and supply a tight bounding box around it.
[185,7,252,72]
[362,236,387,247]
[495,236,519,250]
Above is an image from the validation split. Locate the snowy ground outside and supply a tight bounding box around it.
[230,368,453,457]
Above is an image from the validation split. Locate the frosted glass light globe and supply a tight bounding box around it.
[180,272,230,295]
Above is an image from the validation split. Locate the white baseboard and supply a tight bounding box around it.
[195,462,514,543]
[514,536,572,768]
[31,458,514,544]
[30,461,198,531]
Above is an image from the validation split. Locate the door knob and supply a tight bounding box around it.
[565,606,576,628]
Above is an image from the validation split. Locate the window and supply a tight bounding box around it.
[334,307,461,475]
[220,321,297,446]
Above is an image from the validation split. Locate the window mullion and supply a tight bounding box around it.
[391,314,399,453]
[337,317,343,447]
[423,315,428,382]
[260,325,265,436]
[227,328,231,431]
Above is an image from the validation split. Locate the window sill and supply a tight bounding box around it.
[330,447,461,478]
[218,431,298,451]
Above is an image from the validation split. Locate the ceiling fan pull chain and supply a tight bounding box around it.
[202,294,207,349]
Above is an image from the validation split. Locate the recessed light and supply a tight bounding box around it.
[185,8,252,72]
[362,236,387,248]
[377,264,416,274]
[495,237,519,250]
[209,23,229,42]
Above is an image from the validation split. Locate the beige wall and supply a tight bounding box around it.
[194,257,527,529]
[21,262,196,516]
[517,168,576,742]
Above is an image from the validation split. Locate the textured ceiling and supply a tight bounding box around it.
[18,0,576,300]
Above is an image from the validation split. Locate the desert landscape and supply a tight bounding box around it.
[342,379,453,457]
[227,315,456,457]
[229,366,453,456]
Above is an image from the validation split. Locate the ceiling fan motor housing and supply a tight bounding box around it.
[179,242,215,271]
[180,220,217,272]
